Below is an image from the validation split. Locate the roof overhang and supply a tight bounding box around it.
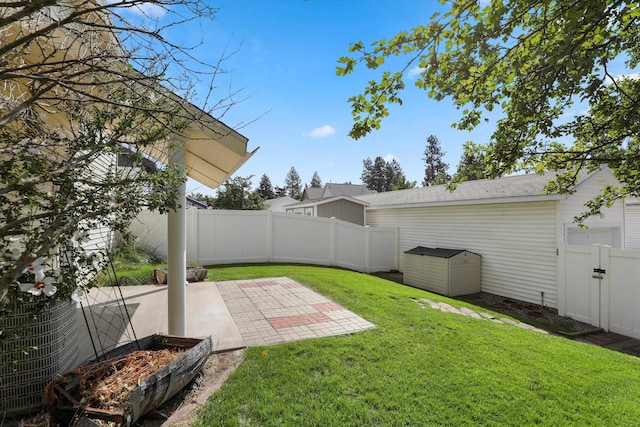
[142,111,257,190]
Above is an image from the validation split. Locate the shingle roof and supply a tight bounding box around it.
[302,187,324,201]
[323,183,376,198]
[356,173,568,208]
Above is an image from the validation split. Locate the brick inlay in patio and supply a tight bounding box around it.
[268,313,331,329]
[216,277,376,347]
[312,302,344,312]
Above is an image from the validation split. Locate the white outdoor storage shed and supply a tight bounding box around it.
[403,247,481,296]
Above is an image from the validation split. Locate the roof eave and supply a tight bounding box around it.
[365,193,566,210]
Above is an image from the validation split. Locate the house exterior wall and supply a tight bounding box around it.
[317,199,365,225]
[557,169,625,248]
[365,201,559,307]
[625,201,640,250]
[83,151,116,252]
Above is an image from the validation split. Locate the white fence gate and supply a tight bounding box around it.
[130,210,398,273]
[559,244,640,339]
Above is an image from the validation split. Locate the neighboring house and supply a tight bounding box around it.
[357,168,628,308]
[285,196,370,226]
[186,196,209,209]
[265,196,298,212]
[288,183,375,225]
[301,183,375,201]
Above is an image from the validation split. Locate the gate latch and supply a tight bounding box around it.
[592,267,606,279]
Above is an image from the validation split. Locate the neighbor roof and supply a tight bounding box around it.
[356,172,586,209]
[285,195,370,209]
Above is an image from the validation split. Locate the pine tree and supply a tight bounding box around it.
[310,171,322,188]
[284,167,302,199]
[453,141,488,183]
[362,156,410,192]
[257,174,275,199]
[422,135,450,186]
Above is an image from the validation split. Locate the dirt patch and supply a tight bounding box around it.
[454,292,598,335]
[373,271,598,335]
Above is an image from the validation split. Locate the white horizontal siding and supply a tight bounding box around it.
[558,168,625,248]
[81,152,116,253]
[366,201,559,307]
[625,205,640,250]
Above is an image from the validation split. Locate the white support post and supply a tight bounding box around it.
[167,141,187,336]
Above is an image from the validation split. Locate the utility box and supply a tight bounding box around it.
[403,246,481,296]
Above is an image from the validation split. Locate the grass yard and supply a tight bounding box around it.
[193,265,640,426]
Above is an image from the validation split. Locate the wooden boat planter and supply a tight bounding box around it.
[48,334,212,426]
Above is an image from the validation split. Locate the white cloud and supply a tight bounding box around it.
[309,125,336,138]
[605,72,640,85]
[615,72,640,82]
[120,2,167,19]
[407,66,425,79]
[384,153,398,162]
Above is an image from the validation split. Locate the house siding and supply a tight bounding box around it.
[557,169,625,248]
[82,151,116,252]
[366,201,559,307]
[625,202,640,250]
[317,199,365,225]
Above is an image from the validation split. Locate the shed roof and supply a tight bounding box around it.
[357,172,582,209]
[404,246,471,258]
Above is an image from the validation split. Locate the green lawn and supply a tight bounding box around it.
[194,264,640,426]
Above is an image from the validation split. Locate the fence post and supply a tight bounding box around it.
[330,217,336,266]
[557,244,566,317]
[365,226,371,273]
[267,210,273,262]
[600,245,611,332]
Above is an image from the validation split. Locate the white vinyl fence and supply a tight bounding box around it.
[559,244,640,339]
[130,210,398,273]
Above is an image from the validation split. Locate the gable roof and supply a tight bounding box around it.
[323,183,375,198]
[356,171,603,209]
[265,196,298,211]
[285,195,370,209]
[302,183,376,201]
[301,187,324,201]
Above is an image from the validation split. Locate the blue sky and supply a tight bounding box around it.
[130,0,635,196]
[159,0,498,195]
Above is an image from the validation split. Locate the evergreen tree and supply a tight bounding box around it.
[274,186,287,198]
[362,156,410,192]
[310,171,322,188]
[422,135,450,186]
[257,174,275,199]
[284,167,302,199]
[391,175,417,191]
[453,141,488,183]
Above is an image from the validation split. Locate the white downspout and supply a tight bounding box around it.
[167,140,187,336]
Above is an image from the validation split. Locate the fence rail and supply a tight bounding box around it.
[131,210,398,273]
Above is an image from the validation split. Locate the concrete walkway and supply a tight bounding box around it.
[77,277,375,363]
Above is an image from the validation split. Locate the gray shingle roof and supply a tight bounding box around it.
[356,173,567,208]
[323,183,375,198]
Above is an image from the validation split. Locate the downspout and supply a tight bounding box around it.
[167,140,187,336]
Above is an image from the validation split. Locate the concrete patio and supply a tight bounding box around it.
[76,277,375,364]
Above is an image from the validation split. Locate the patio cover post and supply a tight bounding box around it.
[167,140,187,336]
